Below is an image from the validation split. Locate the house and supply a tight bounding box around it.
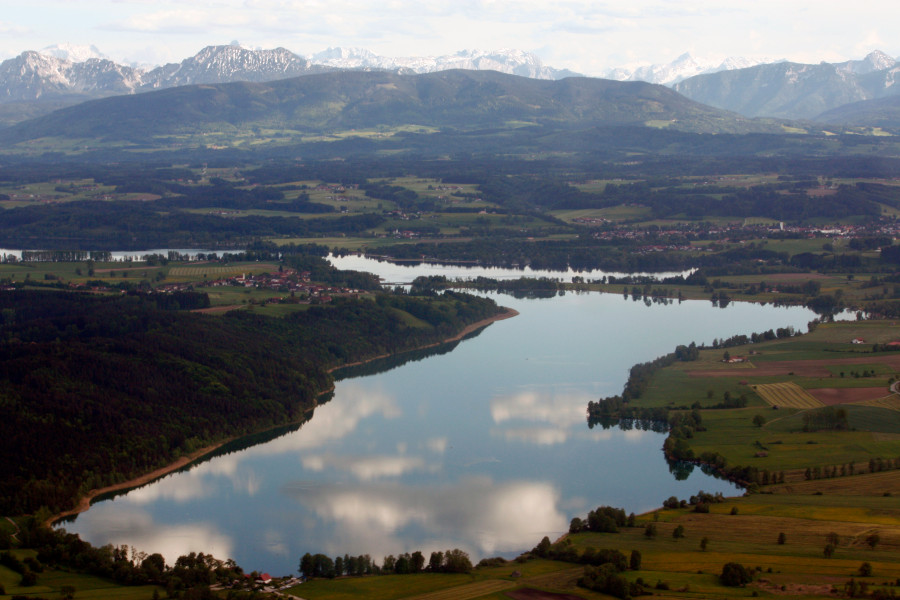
[258,573,272,584]
[851,338,866,344]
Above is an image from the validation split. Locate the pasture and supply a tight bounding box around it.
[753,382,824,408]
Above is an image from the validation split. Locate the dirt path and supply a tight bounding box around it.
[328,308,519,373]
[5,516,20,543]
[45,308,518,528]
[45,441,232,528]
[191,304,244,314]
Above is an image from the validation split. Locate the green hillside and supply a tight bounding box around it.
[0,69,785,147]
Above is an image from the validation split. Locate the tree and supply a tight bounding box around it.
[859,562,873,577]
[428,551,443,572]
[61,584,76,599]
[569,517,585,533]
[672,525,685,539]
[777,532,786,545]
[629,549,641,571]
[824,543,836,558]
[382,555,395,573]
[410,550,425,573]
[866,533,880,549]
[752,414,766,427]
[700,537,709,551]
[720,562,751,586]
[644,523,657,538]
[443,549,473,574]
[299,553,313,578]
[535,536,552,558]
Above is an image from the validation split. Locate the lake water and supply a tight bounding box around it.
[329,253,690,284]
[58,258,821,575]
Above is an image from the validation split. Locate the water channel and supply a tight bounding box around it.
[58,257,822,575]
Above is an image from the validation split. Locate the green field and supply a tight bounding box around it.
[0,550,161,600]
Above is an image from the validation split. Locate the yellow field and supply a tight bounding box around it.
[860,395,900,411]
[752,382,824,409]
[169,266,271,278]
[399,580,515,600]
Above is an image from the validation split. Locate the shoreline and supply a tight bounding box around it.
[46,307,518,529]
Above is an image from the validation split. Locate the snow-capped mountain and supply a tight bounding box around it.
[672,51,900,119]
[141,44,328,89]
[0,51,141,102]
[308,48,580,80]
[601,52,780,86]
[833,50,897,75]
[39,43,108,64]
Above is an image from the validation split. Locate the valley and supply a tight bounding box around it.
[2,31,900,600]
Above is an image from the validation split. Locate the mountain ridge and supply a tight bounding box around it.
[0,69,780,148]
[673,52,900,119]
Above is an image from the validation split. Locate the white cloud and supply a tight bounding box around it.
[67,506,234,566]
[302,452,433,480]
[283,476,567,556]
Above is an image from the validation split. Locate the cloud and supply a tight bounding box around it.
[426,437,448,454]
[302,453,434,480]
[282,476,567,556]
[491,389,591,428]
[67,507,233,566]
[0,20,30,35]
[242,382,401,456]
[495,426,568,446]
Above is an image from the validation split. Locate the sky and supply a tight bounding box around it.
[1,0,898,74]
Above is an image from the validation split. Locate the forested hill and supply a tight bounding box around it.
[0,288,502,515]
[0,69,782,146]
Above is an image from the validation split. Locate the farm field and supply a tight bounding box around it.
[0,550,161,600]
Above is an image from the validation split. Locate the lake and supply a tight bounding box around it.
[58,258,821,575]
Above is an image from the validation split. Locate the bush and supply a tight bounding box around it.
[720,562,752,587]
[629,549,641,571]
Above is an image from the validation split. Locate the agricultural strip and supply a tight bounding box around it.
[397,579,516,600]
[168,263,278,277]
[861,395,900,411]
[688,353,900,378]
[752,382,824,408]
[807,387,892,405]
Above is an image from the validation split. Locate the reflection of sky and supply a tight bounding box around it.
[328,253,690,285]
[60,258,823,574]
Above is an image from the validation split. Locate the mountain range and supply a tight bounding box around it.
[1,43,899,130]
[673,51,900,120]
[0,68,784,149]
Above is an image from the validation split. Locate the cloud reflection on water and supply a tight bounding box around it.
[59,507,233,567]
[302,453,436,480]
[282,476,567,557]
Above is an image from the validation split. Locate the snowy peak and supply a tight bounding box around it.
[834,50,898,75]
[603,53,778,85]
[40,43,107,63]
[0,51,142,101]
[308,47,580,80]
[141,45,325,88]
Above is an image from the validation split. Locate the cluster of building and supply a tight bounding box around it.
[157,268,362,304]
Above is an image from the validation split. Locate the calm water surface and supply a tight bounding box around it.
[329,253,689,284]
[60,279,819,574]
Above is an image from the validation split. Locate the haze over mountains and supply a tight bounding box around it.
[1,42,899,132]
[673,51,900,120]
[0,68,774,148]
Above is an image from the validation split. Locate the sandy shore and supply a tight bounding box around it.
[47,307,518,528]
[328,307,519,372]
